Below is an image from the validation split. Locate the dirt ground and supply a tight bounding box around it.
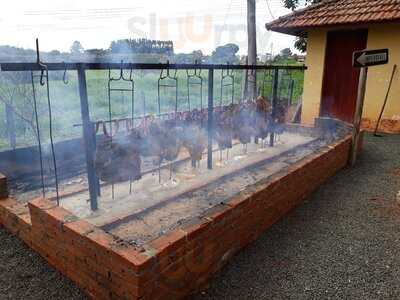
[1,133,400,299]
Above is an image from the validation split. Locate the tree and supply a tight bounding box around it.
[70,41,84,54]
[283,0,319,10]
[280,47,293,58]
[0,72,42,147]
[109,39,174,55]
[209,43,240,64]
[49,50,61,56]
[282,0,322,52]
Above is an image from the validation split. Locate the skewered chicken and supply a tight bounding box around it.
[179,109,208,167]
[253,96,271,143]
[138,119,164,165]
[181,124,207,167]
[95,134,142,184]
[255,96,270,113]
[214,106,234,150]
[138,116,184,180]
[162,120,183,162]
[233,103,254,146]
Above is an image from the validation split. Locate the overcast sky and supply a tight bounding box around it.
[0,0,295,55]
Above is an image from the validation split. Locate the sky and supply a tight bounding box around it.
[0,0,296,55]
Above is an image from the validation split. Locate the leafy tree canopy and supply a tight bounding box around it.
[208,43,240,64]
[70,41,84,54]
[280,47,293,58]
[282,0,322,52]
[109,39,174,55]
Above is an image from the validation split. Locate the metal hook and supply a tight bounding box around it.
[35,39,47,86]
[186,60,202,77]
[39,69,46,86]
[220,62,235,106]
[186,60,204,112]
[159,61,168,80]
[222,62,234,77]
[160,61,177,80]
[128,68,133,81]
[119,60,134,82]
[119,60,124,80]
[109,61,125,81]
[62,62,68,84]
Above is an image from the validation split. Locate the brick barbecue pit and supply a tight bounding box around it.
[0,117,361,299]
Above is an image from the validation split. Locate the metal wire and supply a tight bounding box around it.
[220,65,235,106]
[107,62,135,197]
[30,71,45,198]
[158,63,179,117]
[186,65,203,112]
[62,62,69,84]
[43,67,60,203]
[31,39,60,203]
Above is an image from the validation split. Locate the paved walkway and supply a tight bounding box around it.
[1,133,399,299]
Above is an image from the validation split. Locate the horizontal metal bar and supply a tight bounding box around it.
[72,111,186,127]
[0,62,307,72]
[109,88,134,92]
[159,84,177,88]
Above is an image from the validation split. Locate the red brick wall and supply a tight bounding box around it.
[0,173,8,200]
[142,136,352,299]
[0,197,156,299]
[0,135,353,300]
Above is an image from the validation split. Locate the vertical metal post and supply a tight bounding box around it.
[207,69,214,170]
[351,67,368,167]
[270,68,279,147]
[77,64,98,211]
[91,122,101,197]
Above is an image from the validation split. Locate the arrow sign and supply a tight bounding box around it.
[353,49,389,68]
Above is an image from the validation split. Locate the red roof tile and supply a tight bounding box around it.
[266,0,400,36]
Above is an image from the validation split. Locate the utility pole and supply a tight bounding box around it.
[247,0,257,99]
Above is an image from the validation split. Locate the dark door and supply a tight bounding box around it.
[320,30,368,123]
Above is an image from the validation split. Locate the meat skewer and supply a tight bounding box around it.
[181,125,207,169]
[181,109,208,169]
[233,102,254,154]
[253,96,271,148]
[95,126,142,198]
[214,105,234,163]
[162,119,183,180]
[139,116,184,183]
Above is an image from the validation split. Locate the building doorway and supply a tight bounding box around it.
[320,30,368,123]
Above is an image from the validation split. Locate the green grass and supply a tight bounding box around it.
[0,60,304,151]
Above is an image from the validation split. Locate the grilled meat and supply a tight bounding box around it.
[95,134,142,184]
[139,120,164,165]
[233,103,254,145]
[163,126,183,162]
[255,96,270,113]
[214,105,234,150]
[139,118,183,166]
[253,96,271,142]
[181,125,207,166]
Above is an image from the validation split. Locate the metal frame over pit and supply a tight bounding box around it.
[0,61,307,211]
